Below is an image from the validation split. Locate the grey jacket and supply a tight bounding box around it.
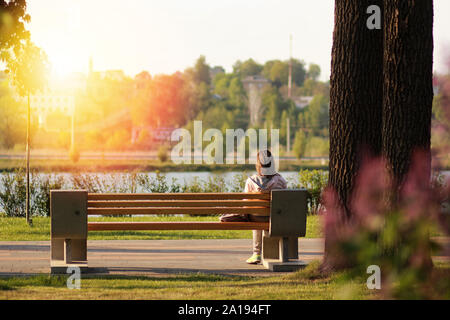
[244,173,287,192]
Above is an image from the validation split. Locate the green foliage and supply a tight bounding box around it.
[228,172,249,193]
[192,55,211,85]
[0,80,26,149]
[0,0,31,70]
[32,174,64,217]
[0,171,282,217]
[157,145,169,163]
[289,169,328,215]
[9,40,49,96]
[233,58,263,78]
[262,59,306,88]
[0,46,330,155]
[304,136,329,157]
[293,129,307,159]
[307,63,321,81]
[0,169,27,217]
[137,171,179,193]
[262,86,286,128]
[323,156,450,299]
[0,169,64,217]
[298,94,329,136]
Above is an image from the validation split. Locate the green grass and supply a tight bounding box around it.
[0,261,375,300]
[0,215,323,241]
[1,257,448,300]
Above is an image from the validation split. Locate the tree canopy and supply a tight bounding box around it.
[0,0,30,71]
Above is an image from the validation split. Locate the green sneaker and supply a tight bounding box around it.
[246,254,261,264]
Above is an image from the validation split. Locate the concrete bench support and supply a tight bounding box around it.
[262,189,309,272]
[50,190,88,274]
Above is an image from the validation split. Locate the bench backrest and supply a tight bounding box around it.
[87,192,271,217]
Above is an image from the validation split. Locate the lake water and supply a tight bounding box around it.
[1,170,448,193]
[0,171,303,193]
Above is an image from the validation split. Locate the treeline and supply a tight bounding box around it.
[0,56,331,157]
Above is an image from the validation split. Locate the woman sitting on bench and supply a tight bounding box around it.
[220,149,287,264]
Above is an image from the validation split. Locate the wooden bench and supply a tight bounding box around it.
[50,189,309,273]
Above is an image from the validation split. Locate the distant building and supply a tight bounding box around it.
[131,126,176,146]
[97,70,126,81]
[87,58,128,102]
[292,96,314,109]
[242,75,270,126]
[30,91,75,131]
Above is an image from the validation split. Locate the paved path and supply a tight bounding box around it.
[0,239,324,277]
[1,238,448,277]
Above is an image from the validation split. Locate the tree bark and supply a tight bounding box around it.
[325,0,383,271]
[26,92,31,226]
[382,0,434,273]
[382,0,434,188]
[329,0,384,217]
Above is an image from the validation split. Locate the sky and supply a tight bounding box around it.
[26,0,450,81]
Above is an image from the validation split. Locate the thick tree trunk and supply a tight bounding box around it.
[325,0,383,271]
[382,0,434,271]
[329,0,383,217]
[382,0,434,188]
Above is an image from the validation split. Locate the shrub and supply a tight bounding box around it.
[289,170,328,215]
[227,172,249,193]
[182,176,205,193]
[322,153,450,299]
[204,175,227,193]
[33,173,65,217]
[157,145,169,163]
[137,171,180,193]
[0,169,27,217]
[0,169,65,217]
[69,146,80,163]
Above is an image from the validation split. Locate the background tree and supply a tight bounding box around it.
[306,63,321,81]
[0,92,25,149]
[300,94,329,136]
[293,129,307,159]
[233,58,263,78]
[262,59,306,88]
[0,0,30,71]
[9,40,49,225]
[191,55,211,85]
[184,56,212,114]
[0,80,26,149]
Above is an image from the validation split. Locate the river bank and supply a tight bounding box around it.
[0,158,329,173]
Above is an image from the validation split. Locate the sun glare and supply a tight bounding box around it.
[47,45,88,80]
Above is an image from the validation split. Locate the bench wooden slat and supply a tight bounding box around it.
[88,200,270,208]
[88,221,269,231]
[87,207,270,216]
[88,193,271,201]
